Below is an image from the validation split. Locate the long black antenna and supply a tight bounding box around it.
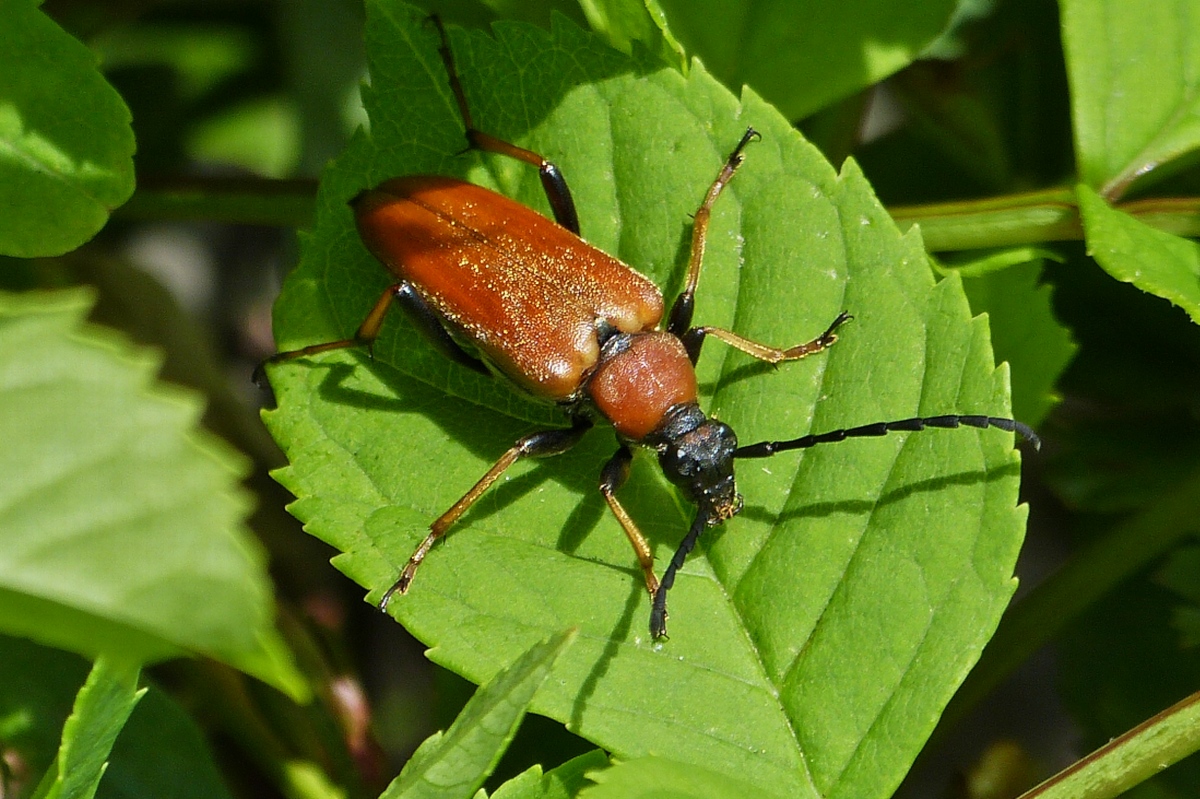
[734,414,1041,459]
[649,413,1038,638]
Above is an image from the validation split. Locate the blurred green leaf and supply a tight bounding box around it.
[186,97,302,178]
[263,7,1029,799]
[0,0,135,257]
[91,23,257,101]
[921,0,996,60]
[0,289,304,699]
[575,0,684,68]
[381,630,576,799]
[1061,0,1200,199]
[32,658,142,799]
[654,0,957,120]
[1077,185,1200,325]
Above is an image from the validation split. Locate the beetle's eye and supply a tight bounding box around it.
[659,445,697,482]
[674,448,698,475]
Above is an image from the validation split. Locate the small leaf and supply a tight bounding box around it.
[1061,0,1200,198]
[381,629,576,799]
[32,658,143,799]
[0,289,305,699]
[1077,184,1200,325]
[265,7,1029,798]
[0,0,135,257]
[490,750,609,799]
[581,755,786,799]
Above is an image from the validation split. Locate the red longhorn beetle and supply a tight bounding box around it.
[259,19,1038,639]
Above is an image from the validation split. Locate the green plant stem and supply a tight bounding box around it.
[1118,197,1200,239]
[890,189,1083,250]
[118,178,1200,253]
[890,190,1200,251]
[117,177,318,228]
[1018,689,1200,799]
[934,465,1200,743]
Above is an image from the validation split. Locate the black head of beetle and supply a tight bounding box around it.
[649,402,744,526]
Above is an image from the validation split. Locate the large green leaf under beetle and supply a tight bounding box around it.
[263,3,1030,797]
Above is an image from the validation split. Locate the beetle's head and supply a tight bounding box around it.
[653,405,743,525]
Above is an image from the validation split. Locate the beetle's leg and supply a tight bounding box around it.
[255,282,489,384]
[679,311,852,366]
[649,512,706,639]
[599,446,660,597]
[393,283,489,374]
[431,16,580,235]
[380,416,594,610]
[666,127,760,337]
[255,282,404,382]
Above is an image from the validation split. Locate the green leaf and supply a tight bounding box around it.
[490,751,609,799]
[960,261,1077,428]
[1061,0,1200,199]
[1077,184,1200,325]
[382,629,576,799]
[264,7,1029,798]
[0,289,305,700]
[98,685,236,799]
[581,755,786,799]
[653,0,957,120]
[90,23,257,101]
[32,658,143,799]
[0,0,136,257]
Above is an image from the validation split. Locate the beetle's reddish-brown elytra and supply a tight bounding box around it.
[260,18,1039,639]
